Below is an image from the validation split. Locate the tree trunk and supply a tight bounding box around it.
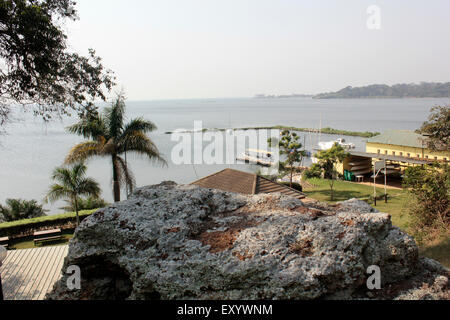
[290,168,293,188]
[330,179,334,201]
[74,196,80,227]
[112,155,121,202]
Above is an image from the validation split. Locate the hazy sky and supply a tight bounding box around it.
[67,0,450,100]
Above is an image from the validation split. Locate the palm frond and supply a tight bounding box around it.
[65,140,103,164]
[51,167,75,188]
[77,178,101,199]
[118,131,167,166]
[66,116,107,140]
[120,117,157,141]
[105,92,126,139]
[71,163,88,186]
[45,184,74,204]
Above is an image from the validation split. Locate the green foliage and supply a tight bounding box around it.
[303,163,323,179]
[314,82,450,99]
[403,164,450,241]
[315,143,348,179]
[0,0,115,126]
[66,92,166,202]
[279,181,303,192]
[314,143,349,200]
[417,105,450,151]
[269,130,306,187]
[60,196,109,212]
[0,199,47,222]
[0,209,96,237]
[45,162,101,225]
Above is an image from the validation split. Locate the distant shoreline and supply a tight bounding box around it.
[165,126,380,138]
[256,82,450,100]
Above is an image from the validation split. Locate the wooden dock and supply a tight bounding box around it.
[0,245,68,300]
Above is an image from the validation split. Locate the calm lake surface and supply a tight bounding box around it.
[1,97,449,214]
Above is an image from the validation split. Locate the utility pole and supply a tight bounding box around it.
[384,162,387,203]
[373,160,387,206]
[373,165,377,206]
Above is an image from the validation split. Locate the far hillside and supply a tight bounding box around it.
[313,82,450,99]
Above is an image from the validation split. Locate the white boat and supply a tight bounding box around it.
[317,138,355,150]
[236,149,275,167]
[311,138,356,163]
[351,167,374,175]
[348,160,371,166]
[350,164,372,171]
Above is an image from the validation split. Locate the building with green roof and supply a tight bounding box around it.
[366,130,449,162]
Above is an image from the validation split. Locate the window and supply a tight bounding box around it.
[444,158,448,162]
[434,157,438,161]
[392,151,396,156]
[399,152,403,157]
[417,154,420,158]
[377,150,381,154]
[425,155,429,159]
[385,150,388,155]
[407,153,411,158]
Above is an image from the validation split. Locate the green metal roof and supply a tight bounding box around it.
[367,130,426,148]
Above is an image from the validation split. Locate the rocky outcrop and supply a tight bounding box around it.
[47,183,449,300]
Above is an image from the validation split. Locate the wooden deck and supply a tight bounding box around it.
[0,245,68,300]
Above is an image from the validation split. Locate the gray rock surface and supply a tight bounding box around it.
[47,183,449,300]
[336,198,380,213]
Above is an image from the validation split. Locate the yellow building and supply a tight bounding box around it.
[335,130,449,182]
[366,130,449,163]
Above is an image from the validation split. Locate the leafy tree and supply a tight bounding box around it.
[65,92,166,202]
[45,163,101,226]
[0,198,47,222]
[60,195,108,212]
[315,143,348,200]
[0,0,115,127]
[403,164,449,242]
[269,130,306,188]
[417,105,450,151]
[303,163,323,179]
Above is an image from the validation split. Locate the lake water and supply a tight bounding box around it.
[1,97,449,214]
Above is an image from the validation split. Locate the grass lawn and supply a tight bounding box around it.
[303,178,450,267]
[9,229,75,250]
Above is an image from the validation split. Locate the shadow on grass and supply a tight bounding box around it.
[419,236,450,268]
[305,189,369,202]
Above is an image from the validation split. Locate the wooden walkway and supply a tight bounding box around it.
[0,245,68,300]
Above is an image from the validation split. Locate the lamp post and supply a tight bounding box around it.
[0,245,7,300]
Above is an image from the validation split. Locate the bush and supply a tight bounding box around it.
[0,199,47,222]
[303,163,322,179]
[403,164,450,242]
[61,196,109,212]
[0,209,96,238]
[280,181,303,192]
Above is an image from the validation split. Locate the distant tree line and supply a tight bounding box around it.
[313,82,450,99]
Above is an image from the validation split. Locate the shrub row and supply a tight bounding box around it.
[0,209,97,238]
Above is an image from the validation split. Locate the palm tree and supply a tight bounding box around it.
[0,199,47,222]
[60,196,109,212]
[65,92,166,202]
[45,163,101,226]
